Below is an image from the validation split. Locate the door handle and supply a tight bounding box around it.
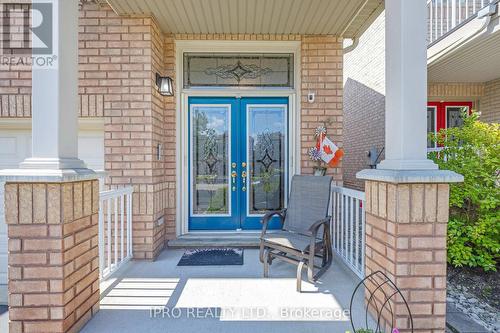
[241,170,247,192]
[231,171,237,191]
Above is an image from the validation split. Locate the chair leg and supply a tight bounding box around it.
[263,249,271,278]
[307,258,315,283]
[259,242,265,263]
[296,260,306,292]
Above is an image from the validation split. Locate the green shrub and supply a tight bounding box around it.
[428,113,500,271]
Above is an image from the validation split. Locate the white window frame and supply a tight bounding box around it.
[427,105,438,148]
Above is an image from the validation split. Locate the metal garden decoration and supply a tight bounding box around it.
[349,271,414,333]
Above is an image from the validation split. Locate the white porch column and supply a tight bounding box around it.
[20,0,86,170]
[377,0,438,170]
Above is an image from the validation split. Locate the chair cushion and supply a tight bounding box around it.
[261,230,314,251]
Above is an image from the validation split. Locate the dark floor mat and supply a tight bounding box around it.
[177,248,244,266]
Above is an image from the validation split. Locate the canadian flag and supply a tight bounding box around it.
[316,133,344,168]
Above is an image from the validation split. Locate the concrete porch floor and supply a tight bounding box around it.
[80,248,374,333]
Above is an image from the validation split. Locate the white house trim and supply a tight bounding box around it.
[175,40,301,236]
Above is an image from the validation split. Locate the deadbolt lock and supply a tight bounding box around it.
[231,162,236,168]
[242,162,247,168]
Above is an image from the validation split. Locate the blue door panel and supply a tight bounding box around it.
[188,96,288,231]
[239,97,289,230]
[188,97,239,230]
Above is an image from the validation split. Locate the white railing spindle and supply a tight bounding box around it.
[428,0,487,44]
[98,186,134,280]
[106,198,111,271]
[354,198,359,272]
[331,186,366,279]
[128,193,133,256]
[98,196,104,278]
[361,198,366,277]
[120,194,124,261]
[114,196,118,266]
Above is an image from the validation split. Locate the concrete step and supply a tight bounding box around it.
[446,302,490,333]
[168,233,261,248]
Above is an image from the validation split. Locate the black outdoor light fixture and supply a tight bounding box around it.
[156,73,174,96]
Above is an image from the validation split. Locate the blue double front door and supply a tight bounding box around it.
[189,96,289,231]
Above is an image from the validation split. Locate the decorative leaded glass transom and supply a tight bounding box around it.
[183,53,294,88]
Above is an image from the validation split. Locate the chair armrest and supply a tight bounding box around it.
[308,217,331,238]
[260,209,287,237]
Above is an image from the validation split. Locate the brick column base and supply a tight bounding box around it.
[363,180,450,332]
[5,179,100,333]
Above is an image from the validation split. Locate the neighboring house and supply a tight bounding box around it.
[343,0,500,190]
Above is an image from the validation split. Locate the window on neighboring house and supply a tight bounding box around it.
[446,106,467,129]
[427,102,472,148]
[427,106,437,148]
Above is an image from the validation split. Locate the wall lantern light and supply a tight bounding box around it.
[156,73,174,96]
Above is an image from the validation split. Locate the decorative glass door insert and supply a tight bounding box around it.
[189,97,288,230]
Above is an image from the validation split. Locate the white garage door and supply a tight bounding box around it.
[0,124,104,304]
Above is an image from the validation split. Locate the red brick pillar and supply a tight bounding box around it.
[5,179,100,333]
[358,170,462,333]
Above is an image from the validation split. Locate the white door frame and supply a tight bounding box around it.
[175,40,302,236]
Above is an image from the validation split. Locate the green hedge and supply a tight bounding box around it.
[428,113,500,271]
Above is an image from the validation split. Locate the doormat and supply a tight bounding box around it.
[177,248,244,266]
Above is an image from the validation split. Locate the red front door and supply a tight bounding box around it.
[427,101,473,147]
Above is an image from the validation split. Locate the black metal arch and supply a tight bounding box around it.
[349,271,414,333]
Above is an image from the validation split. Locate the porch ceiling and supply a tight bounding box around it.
[104,0,383,38]
[428,17,500,83]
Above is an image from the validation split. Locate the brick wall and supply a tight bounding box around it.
[343,9,495,191]
[0,3,31,117]
[5,180,100,333]
[300,35,344,184]
[343,11,386,191]
[364,181,449,332]
[78,3,169,259]
[428,82,485,101]
[162,34,176,239]
[171,33,344,184]
[0,1,103,118]
[481,78,500,123]
[1,4,344,252]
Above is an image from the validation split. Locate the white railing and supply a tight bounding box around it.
[98,186,134,280]
[427,0,493,44]
[427,147,445,153]
[331,186,366,279]
[428,146,448,160]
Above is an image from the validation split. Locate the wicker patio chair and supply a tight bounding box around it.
[259,175,333,292]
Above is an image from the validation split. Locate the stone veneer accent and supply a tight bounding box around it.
[5,180,100,333]
[364,180,449,332]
